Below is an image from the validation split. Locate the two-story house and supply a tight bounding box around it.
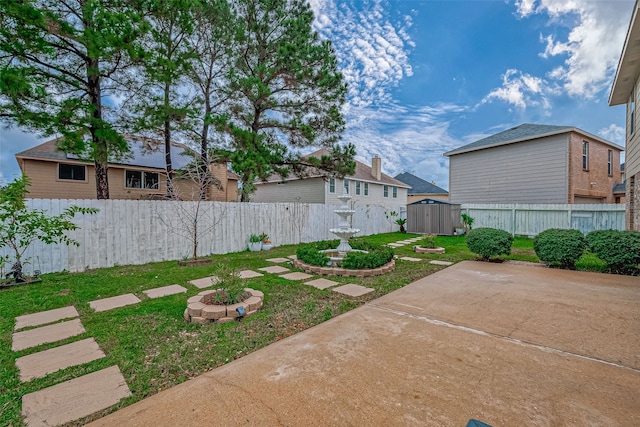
[14,136,239,201]
[609,0,640,231]
[395,172,449,203]
[444,123,624,204]
[251,149,409,212]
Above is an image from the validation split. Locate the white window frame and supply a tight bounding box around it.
[355,181,361,195]
[608,150,613,176]
[343,179,349,194]
[392,186,397,198]
[329,177,335,193]
[383,185,389,197]
[582,141,589,170]
[126,169,160,190]
[364,182,369,196]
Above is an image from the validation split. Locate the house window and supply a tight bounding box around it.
[343,179,349,194]
[364,182,369,196]
[58,163,86,181]
[355,181,361,195]
[608,150,613,176]
[126,170,159,189]
[582,141,589,170]
[329,178,335,193]
[392,186,397,198]
[383,185,389,197]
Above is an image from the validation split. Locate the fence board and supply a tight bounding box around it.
[461,203,625,237]
[0,199,397,275]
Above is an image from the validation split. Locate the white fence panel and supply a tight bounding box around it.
[461,203,626,237]
[0,199,396,275]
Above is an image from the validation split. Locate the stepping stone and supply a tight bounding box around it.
[16,338,105,382]
[304,278,339,290]
[388,243,404,247]
[22,365,131,427]
[332,284,374,298]
[89,293,141,312]
[14,306,79,331]
[396,241,413,244]
[400,257,422,262]
[266,257,290,263]
[430,260,453,266]
[189,276,220,289]
[287,255,298,260]
[237,270,264,279]
[12,319,85,352]
[279,272,313,281]
[258,266,290,274]
[143,284,187,299]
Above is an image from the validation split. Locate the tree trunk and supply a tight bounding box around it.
[164,82,174,199]
[87,58,109,199]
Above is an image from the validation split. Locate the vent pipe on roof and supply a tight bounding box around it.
[372,155,381,180]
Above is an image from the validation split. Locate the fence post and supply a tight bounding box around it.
[511,205,516,236]
[568,205,572,229]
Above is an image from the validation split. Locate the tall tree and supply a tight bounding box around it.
[126,0,198,199]
[218,0,355,201]
[0,0,145,199]
[184,0,236,200]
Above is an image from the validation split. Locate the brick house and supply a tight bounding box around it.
[444,123,624,204]
[609,0,640,230]
[14,136,239,201]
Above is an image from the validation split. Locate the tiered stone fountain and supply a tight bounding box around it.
[324,192,362,262]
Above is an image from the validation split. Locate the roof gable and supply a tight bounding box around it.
[394,172,447,194]
[444,123,623,156]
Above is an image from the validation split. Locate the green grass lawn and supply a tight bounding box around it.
[0,232,610,425]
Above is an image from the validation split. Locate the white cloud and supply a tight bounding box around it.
[309,0,414,107]
[516,0,633,98]
[598,123,625,145]
[481,69,549,110]
[0,128,44,185]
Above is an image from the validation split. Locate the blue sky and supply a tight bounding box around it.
[0,0,635,189]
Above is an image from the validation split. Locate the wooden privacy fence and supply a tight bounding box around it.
[461,203,626,237]
[406,203,461,235]
[1,199,397,275]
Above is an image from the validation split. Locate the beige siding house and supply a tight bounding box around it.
[444,124,624,204]
[15,136,239,201]
[252,150,409,211]
[609,0,640,230]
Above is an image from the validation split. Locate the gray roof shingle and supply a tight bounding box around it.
[394,172,447,194]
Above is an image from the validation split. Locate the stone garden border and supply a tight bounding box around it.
[184,288,263,325]
[293,259,395,277]
[414,246,445,254]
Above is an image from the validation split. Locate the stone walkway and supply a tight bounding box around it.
[11,235,438,425]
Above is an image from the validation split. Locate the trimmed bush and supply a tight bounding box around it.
[419,235,437,248]
[534,228,586,268]
[341,244,394,269]
[466,228,513,260]
[296,239,394,269]
[586,229,640,274]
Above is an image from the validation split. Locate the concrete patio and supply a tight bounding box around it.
[89,261,640,426]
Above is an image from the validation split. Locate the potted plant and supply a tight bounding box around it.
[248,234,262,251]
[260,232,272,250]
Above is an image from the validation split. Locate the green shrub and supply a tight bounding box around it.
[419,235,437,248]
[586,229,640,274]
[466,228,513,260]
[534,228,586,268]
[341,244,394,269]
[296,244,331,266]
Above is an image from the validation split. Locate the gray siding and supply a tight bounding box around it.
[252,178,325,203]
[449,135,568,204]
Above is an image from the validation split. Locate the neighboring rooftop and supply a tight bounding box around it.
[16,136,198,171]
[258,148,410,188]
[394,172,447,195]
[444,123,624,156]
